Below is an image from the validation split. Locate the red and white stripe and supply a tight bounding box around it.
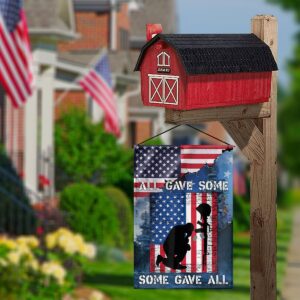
[150,192,218,273]
[0,10,33,108]
[180,145,226,175]
[79,69,120,137]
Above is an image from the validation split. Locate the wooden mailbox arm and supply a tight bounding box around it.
[165,102,271,124]
[165,15,278,300]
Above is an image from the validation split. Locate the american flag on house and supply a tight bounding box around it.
[134,145,229,273]
[0,0,33,108]
[79,53,120,137]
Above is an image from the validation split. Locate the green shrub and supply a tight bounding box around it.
[102,186,133,249]
[142,137,163,146]
[60,183,121,247]
[233,195,250,232]
[279,189,300,208]
[55,109,133,195]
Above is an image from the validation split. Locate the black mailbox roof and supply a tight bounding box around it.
[134,33,278,74]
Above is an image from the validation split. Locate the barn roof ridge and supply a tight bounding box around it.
[134,33,278,74]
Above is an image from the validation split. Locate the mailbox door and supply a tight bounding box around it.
[148,75,179,106]
[164,76,179,105]
[149,75,164,104]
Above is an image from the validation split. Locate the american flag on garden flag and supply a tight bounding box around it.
[0,0,33,108]
[149,191,218,273]
[134,145,227,197]
[79,53,120,137]
[134,145,228,273]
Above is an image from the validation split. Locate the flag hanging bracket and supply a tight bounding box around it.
[137,124,233,147]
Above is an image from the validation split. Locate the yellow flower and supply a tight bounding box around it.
[41,261,66,285]
[0,238,17,250]
[58,234,78,255]
[45,233,57,249]
[7,250,22,265]
[81,243,97,259]
[46,228,74,251]
[45,228,96,258]
[6,242,33,266]
[56,228,73,236]
[26,258,39,271]
[74,234,85,249]
[17,236,39,248]
[0,258,8,267]
[89,291,105,300]
[17,243,32,256]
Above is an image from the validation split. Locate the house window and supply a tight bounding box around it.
[157,52,170,67]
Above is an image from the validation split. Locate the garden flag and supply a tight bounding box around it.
[0,0,34,108]
[79,53,120,137]
[134,145,233,289]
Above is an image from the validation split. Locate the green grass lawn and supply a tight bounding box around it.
[83,209,292,300]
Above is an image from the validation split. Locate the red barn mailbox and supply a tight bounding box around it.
[134,26,278,110]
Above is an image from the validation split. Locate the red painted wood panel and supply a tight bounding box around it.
[186,72,272,109]
[139,40,272,111]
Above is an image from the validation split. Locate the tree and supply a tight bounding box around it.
[55,109,133,194]
[267,0,300,177]
[268,0,300,20]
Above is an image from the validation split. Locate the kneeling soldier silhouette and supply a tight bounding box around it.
[156,223,194,270]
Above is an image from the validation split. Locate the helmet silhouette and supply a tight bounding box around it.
[196,203,211,218]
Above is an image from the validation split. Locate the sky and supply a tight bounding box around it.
[176,0,298,86]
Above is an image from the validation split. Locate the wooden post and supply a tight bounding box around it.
[250,15,278,300]
[165,15,278,299]
[223,16,278,299]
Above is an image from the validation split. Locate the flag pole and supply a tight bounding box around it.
[54,48,108,107]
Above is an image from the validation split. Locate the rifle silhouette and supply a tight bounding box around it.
[195,203,211,256]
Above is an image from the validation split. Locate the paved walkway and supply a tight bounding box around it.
[282,209,300,300]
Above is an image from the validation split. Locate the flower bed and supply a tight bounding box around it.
[0,228,97,299]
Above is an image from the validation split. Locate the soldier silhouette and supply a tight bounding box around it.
[195,203,211,255]
[156,223,194,270]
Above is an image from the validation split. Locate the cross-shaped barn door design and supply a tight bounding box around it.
[164,77,179,105]
[148,74,179,105]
